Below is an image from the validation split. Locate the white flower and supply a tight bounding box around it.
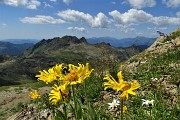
[108,99,120,110]
[142,99,154,107]
[151,77,158,82]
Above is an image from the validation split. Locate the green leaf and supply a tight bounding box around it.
[54,110,67,120]
[88,103,98,120]
[77,100,83,120]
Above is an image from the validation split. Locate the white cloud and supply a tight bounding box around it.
[19,8,180,30]
[152,16,180,26]
[136,32,143,35]
[20,15,66,24]
[43,2,52,8]
[115,24,135,33]
[50,0,57,2]
[162,0,180,8]
[26,0,41,9]
[126,0,156,9]
[109,9,180,27]
[2,23,7,26]
[63,0,71,5]
[1,0,41,9]
[1,23,7,28]
[159,27,168,30]
[67,27,88,33]
[109,9,153,25]
[57,9,93,23]
[148,27,167,31]
[176,12,180,17]
[92,13,112,28]
[111,1,116,4]
[147,27,167,35]
[57,9,112,28]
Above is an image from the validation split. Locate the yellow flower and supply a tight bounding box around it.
[35,64,64,84]
[103,71,129,92]
[63,63,93,85]
[103,71,140,100]
[36,68,58,84]
[29,90,40,99]
[123,106,127,114]
[49,83,69,105]
[120,80,140,100]
[53,64,64,75]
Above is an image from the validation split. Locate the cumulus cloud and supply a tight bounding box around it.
[126,0,156,9]
[67,27,88,33]
[63,0,71,5]
[92,13,112,28]
[176,12,180,17]
[109,9,153,25]
[57,9,93,23]
[57,9,112,28]
[152,16,180,26]
[20,15,66,24]
[162,0,180,8]
[20,8,180,30]
[1,0,41,9]
[109,9,180,27]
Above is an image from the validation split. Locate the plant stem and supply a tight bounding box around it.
[120,99,124,120]
[60,90,67,120]
[63,103,67,120]
[150,108,152,120]
[72,85,78,120]
[84,80,88,103]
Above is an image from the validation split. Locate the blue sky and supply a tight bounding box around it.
[0,0,180,40]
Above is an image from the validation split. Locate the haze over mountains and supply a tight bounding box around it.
[0,39,38,44]
[0,41,34,56]
[0,36,156,56]
[87,36,157,48]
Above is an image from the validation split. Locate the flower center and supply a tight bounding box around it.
[122,84,131,91]
[65,72,78,82]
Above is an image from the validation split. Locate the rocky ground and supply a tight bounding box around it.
[0,86,50,120]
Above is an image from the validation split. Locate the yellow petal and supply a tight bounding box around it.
[123,106,127,114]
[117,71,124,82]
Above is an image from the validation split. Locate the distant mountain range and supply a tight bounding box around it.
[0,39,39,44]
[1,36,157,48]
[0,41,34,56]
[0,36,156,56]
[87,36,157,49]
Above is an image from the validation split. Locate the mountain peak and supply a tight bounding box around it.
[61,36,87,44]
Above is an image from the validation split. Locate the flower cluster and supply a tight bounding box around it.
[35,63,93,105]
[29,90,41,99]
[103,71,140,100]
[104,71,140,116]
